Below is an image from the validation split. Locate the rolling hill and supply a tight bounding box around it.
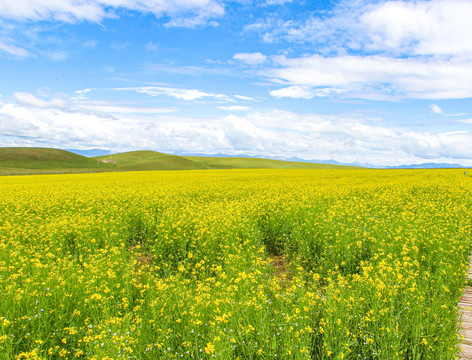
[0,147,114,174]
[183,155,350,169]
[96,151,355,170]
[0,147,357,175]
[95,151,206,171]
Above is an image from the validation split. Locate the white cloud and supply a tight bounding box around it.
[430,104,443,114]
[0,1,107,22]
[246,0,472,59]
[360,0,472,58]
[0,0,225,27]
[244,15,335,45]
[218,105,251,111]
[234,94,254,101]
[244,1,472,101]
[270,86,315,99]
[263,0,293,5]
[115,86,231,102]
[2,94,472,166]
[266,54,472,100]
[233,52,267,65]
[0,39,30,57]
[13,91,175,116]
[13,92,68,109]
[269,86,346,99]
[143,63,233,76]
[76,102,176,115]
[73,88,94,100]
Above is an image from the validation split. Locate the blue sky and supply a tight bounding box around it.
[1,0,472,166]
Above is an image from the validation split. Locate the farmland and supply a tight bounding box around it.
[0,169,471,359]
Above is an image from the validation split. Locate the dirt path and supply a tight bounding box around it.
[458,252,472,359]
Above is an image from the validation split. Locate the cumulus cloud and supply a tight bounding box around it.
[2,94,472,166]
[360,0,472,58]
[266,54,472,100]
[0,0,224,27]
[233,52,267,65]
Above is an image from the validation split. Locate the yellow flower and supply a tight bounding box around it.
[205,342,215,354]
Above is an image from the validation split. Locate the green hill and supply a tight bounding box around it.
[0,147,358,175]
[184,155,351,169]
[0,147,112,174]
[96,151,355,171]
[95,151,206,170]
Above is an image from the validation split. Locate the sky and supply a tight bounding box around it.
[1,0,472,166]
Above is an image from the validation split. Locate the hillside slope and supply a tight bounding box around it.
[0,147,358,175]
[95,151,207,170]
[0,147,109,171]
[184,155,354,169]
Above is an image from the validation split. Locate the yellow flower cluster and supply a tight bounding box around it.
[0,169,470,359]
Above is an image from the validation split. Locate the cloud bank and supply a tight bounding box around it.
[267,54,472,100]
[1,92,472,166]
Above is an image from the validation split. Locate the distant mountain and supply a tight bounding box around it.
[384,163,468,169]
[175,153,469,169]
[176,153,346,165]
[66,149,114,157]
[174,152,360,168]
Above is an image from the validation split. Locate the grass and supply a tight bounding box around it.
[0,147,113,175]
[183,155,353,169]
[0,147,357,175]
[96,151,356,171]
[95,150,206,171]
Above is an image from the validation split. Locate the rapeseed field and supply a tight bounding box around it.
[0,169,471,359]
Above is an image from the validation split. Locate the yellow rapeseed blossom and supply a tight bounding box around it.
[0,169,470,359]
